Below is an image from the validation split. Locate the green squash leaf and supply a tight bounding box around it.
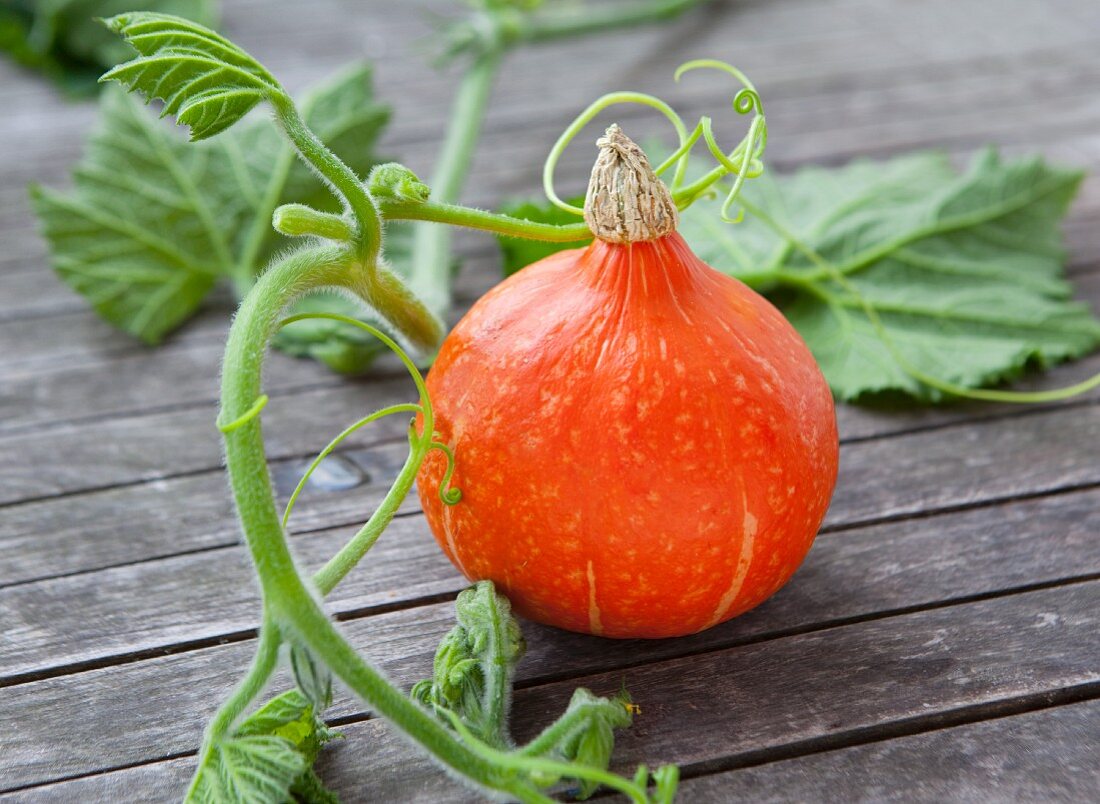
[186,734,306,804]
[187,689,341,803]
[30,65,389,344]
[100,11,279,140]
[0,0,217,97]
[680,149,1100,402]
[497,150,1100,403]
[551,688,633,799]
[411,581,525,749]
[28,88,224,343]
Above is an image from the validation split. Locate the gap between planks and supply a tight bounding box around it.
[2,391,1098,596]
[2,581,1098,797]
[3,379,1097,507]
[1,388,1098,591]
[4,479,1099,687]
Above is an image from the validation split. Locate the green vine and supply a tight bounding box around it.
[408,0,718,318]
[98,11,699,802]
[533,58,1100,405]
[541,61,768,222]
[736,197,1100,404]
[106,11,1079,797]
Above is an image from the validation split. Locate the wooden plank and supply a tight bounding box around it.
[676,699,1100,802]
[3,480,1098,784]
[0,299,234,372]
[0,515,460,683]
[15,700,1100,803]
[3,581,1097,797]
[0,379,419,506]
[17,699,1100,804]
[0,606,454,793]
[830,403,1100,524]
[0,339,332,434]
[4,348,1097,515]
[2,359,1099,588]
[0,440,420,588]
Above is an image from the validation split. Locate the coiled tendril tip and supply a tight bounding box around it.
[430,439,463,505]
[542,59,767,228]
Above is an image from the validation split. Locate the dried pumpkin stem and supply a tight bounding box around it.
[584,124,679,243]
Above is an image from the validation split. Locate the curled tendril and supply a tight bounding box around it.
[651,121,704,177]
[541,59,767,226]
[701,115,766,223]
[273,311,444,530]
[429,439,463,505]
[675,59,764,113]
[281,403,424,528]
[672,59,768,218]
[543,91,690,215]
[217,394,269,433]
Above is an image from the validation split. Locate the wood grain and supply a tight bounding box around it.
[4,0,1100,798]
[14,700,1100,804]
[3,582,1097,797]
[3,486,1098,787]
[675,699,1100,803]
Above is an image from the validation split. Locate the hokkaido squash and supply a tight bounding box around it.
[418,125,838,638]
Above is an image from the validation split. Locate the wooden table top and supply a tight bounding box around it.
[2,0,1098,800]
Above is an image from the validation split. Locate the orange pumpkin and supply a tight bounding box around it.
[418,126,838,638]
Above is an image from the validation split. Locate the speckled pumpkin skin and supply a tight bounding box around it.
[417,232,838,639]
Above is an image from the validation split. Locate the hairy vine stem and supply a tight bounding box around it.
[211,244,556,800]
[410,49,501,316]
[267,93,444,351]
[382,198,591,242]
[407,0,716,318]
[737,196,1100,404]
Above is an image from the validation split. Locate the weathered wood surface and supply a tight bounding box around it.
[5,584,1098,799]
[2,0,1099,800]
[4,490,1099,788]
